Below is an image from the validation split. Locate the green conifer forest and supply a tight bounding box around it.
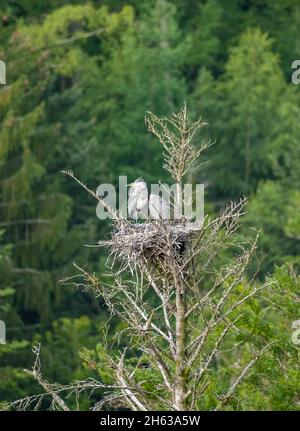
[0,0,299,412]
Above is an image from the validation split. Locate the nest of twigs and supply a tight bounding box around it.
[99,220,201,270]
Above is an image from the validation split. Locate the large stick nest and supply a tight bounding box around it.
[98,220,201,270]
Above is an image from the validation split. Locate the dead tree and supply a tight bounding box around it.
[7,106,276,411]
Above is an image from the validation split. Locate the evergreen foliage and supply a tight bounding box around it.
[0,0,299,410]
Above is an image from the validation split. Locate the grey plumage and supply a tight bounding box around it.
[149,193,169,220]
[128,178,148,220]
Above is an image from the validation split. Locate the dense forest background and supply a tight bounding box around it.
[0,0,299,410]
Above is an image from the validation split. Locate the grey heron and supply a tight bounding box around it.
[128,178,148,220]
[149,193,169,220]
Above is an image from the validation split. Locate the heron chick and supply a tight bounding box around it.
[149,193,169,220]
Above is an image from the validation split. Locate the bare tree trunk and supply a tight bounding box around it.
[174,279,187,410]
